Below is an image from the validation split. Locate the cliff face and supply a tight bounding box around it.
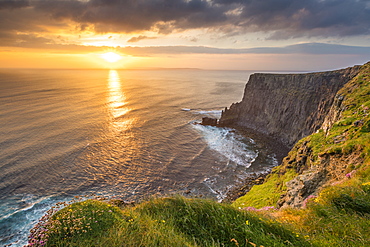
[278,62,370,208]
[220,66,361,148]
[231,62,370,209]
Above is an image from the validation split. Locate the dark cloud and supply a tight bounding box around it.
[0,0,29,10]
[127,35,157,43]
[238,0,370,38]
[33,0,231,33]
[29,0,370,38]
[0,0,369,50]
[0,6,53,46]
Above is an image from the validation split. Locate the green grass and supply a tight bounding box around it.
[277,181,370,246]
[28,189,370,247]
[27,199,124,246]
[232,169,297,209]
[27,196,312,247]
[309,62,370,162]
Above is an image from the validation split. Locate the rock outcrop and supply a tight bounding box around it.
[219,66,361,148]
[277,142,364,208]
[201,117,218,126]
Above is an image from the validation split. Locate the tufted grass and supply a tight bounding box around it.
[27,196,312,247]
[273,180,370,246]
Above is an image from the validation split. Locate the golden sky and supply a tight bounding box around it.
[1,0,370,70]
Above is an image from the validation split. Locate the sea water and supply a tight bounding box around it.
[0,69,281,246]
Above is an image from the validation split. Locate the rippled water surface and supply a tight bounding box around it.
[0,69,282,246]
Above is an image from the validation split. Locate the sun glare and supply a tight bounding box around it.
[101,52,122,63]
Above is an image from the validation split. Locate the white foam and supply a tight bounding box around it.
[194,109,223,118]
[0,195,68,247]
[192,124,257,168]
[0,195,52,222]
[182,108,223,118]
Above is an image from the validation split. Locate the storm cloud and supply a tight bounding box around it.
[2,0,367,38]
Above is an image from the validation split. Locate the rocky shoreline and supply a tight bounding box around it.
[222,172,267,203]
[200,121,291,203]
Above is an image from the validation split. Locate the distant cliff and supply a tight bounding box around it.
[219,66,361,148]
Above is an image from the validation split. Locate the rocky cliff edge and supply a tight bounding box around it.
[230,61,370,209]
[219,65,361,148]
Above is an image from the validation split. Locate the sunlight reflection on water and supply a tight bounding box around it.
[107,70,133,131]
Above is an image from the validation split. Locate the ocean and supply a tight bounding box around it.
[0,69,283,246]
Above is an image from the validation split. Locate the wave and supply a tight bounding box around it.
[193,110,222,118]
[0,195,53,222]
[0,194,61,247]
[181,108,223,119]
[191,123,258,168]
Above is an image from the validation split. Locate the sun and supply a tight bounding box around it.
[101,52,122,63]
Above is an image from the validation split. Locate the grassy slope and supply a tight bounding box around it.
[27,63,370,247]
[27,197,312,247]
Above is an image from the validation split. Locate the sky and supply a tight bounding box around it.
[1,0,370,71]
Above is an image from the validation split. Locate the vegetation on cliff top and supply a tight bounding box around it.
[27,62,370,247]
[27,196,311,247]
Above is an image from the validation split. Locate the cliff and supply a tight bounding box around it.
[277,62,370,208]
[219,66,361,148]
[232,61,370,209]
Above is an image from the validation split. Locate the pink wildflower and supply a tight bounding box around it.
[242,206,275,211]
[303,195,317,208]
[346,170,356,178]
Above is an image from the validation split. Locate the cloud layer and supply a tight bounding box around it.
[38,0,370,37]
[0,0,370,64]
[2,0,370,38]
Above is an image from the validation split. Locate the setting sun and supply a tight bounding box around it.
[101,52,122,63]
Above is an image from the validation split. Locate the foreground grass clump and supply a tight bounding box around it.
[132,197,311,247]
[27,199,124,246]
[28,196,312,247]
[273,181,370,246]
